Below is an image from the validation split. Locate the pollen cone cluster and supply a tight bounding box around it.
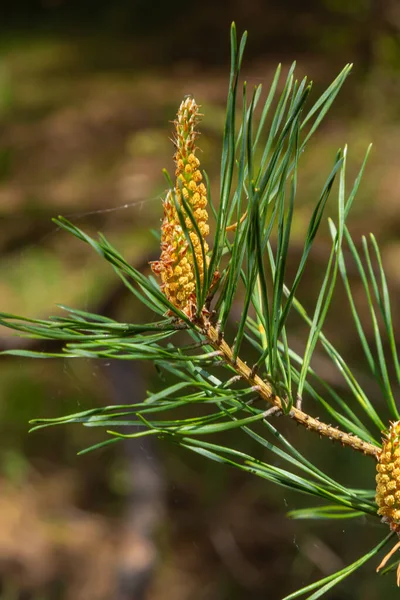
[376,421,400,584]
[376,421,400,531]
[151,97,211,318]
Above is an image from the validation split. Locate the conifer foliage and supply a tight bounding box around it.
[2,23,400,597]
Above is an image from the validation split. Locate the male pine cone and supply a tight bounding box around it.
[375,421,400,584]
[376,421,400,531]
[151,97,211,318]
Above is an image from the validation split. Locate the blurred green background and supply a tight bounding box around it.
[1,1,400,598]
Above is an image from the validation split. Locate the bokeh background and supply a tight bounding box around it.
[1,1,400,598]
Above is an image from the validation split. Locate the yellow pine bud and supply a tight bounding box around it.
[376,421,400,530]
[151,96,216,318]
[376,421,400,585]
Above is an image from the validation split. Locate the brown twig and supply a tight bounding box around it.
[226,210,248,232]
[202,319,381,458]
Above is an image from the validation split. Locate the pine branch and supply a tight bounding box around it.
[2,22,399,594]
[201,317,380,458]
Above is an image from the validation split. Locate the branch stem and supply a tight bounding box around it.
[203,320,380,458]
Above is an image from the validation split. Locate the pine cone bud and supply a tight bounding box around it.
[151,97,212,318]
[376,421,400,532]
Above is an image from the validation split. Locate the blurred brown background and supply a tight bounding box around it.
[1,1,400,598]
